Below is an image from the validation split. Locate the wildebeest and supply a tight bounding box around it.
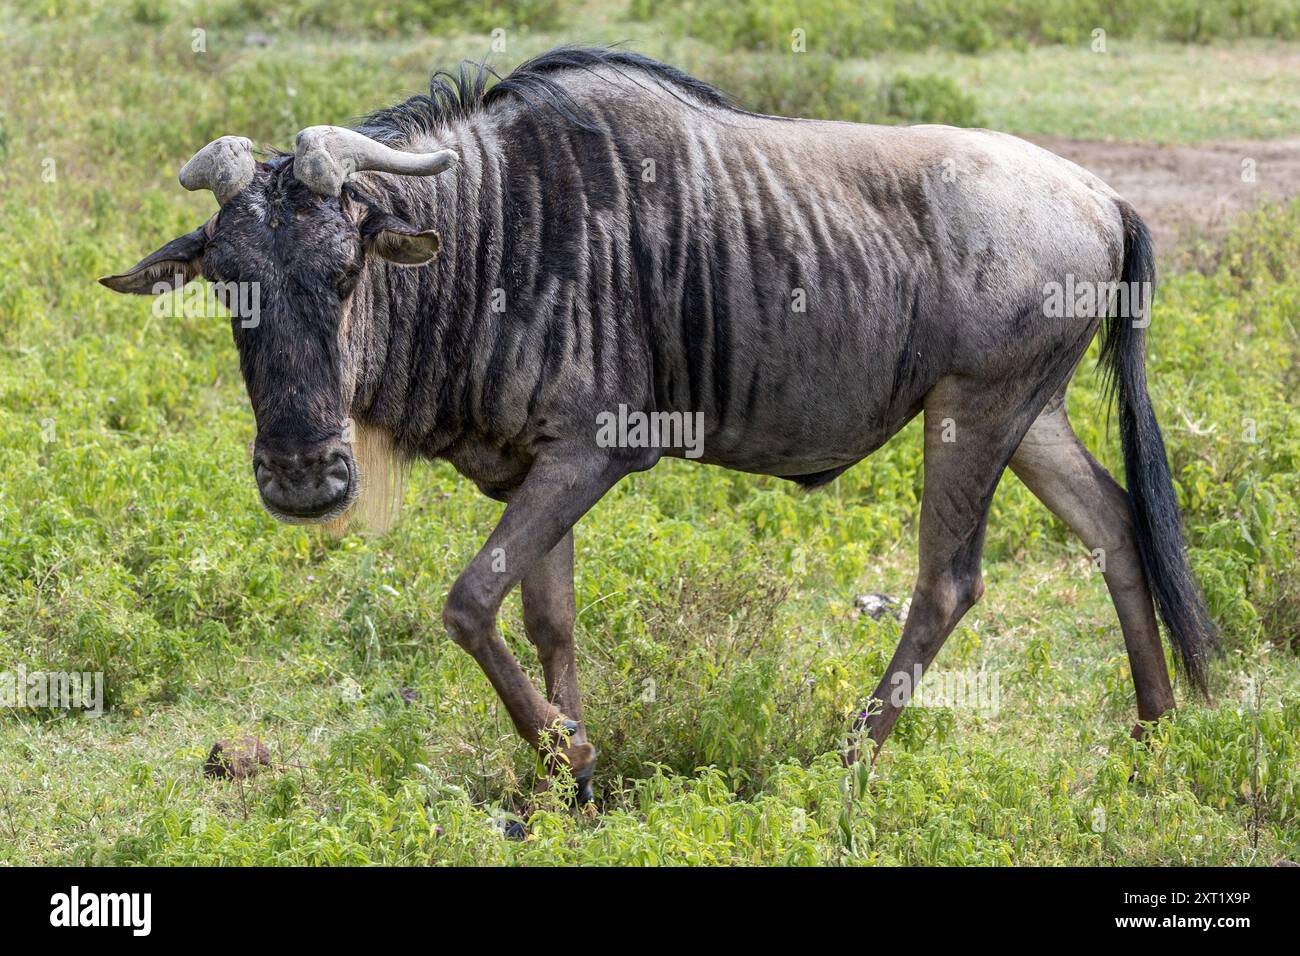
[102,47,1215,799]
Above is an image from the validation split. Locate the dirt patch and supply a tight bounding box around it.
[1029,135,1300,259]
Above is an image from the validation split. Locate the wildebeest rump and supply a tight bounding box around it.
[101,48,1215,796]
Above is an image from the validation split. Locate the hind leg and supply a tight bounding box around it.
[850,376,1046,759]
[1010,394,1175,733]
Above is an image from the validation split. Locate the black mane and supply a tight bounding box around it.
[357,46,735,143]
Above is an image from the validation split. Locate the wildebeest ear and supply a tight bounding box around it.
[362,212,440,267]
[98,224,208,294]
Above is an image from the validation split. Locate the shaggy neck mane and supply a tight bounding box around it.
[342,48,735,448]
[354,47,735,146]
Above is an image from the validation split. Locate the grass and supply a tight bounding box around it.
[1,2,1298,865]
[631,0,1300,55]
[840,40,1300,141]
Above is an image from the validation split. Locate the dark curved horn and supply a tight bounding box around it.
[294,125,456,197]
[178,136,256,205]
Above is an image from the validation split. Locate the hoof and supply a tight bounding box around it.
[503,820,527,841]
[559,720,597,806]
[574,753,597,806]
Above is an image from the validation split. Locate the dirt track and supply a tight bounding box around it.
[1029,136,1300,257]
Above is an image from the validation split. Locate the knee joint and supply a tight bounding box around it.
[924,570,984,621]
[442,581,496,650]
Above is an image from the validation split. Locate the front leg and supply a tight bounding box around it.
[522,530,580,725]
[521,530,598,801]
[442,447,633,782]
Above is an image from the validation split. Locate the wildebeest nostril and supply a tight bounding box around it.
[320,453,351,498]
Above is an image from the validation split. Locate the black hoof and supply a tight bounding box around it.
[575,772,595,807]
[567,748,598,807]
[562,720,597,806]
[503,820,528,841]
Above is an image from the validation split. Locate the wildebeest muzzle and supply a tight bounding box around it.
[252,433,355,522]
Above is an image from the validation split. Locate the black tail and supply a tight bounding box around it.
[1099,202,1215,697]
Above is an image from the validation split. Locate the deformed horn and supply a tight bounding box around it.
[294,125,457,197]
[179,136,256,205]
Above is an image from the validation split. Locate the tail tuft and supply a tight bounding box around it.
[1101,202,1216,697]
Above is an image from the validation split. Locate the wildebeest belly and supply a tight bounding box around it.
[666,301,939,477]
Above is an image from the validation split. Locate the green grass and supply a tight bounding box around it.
[631,0,1300,54]
[839,40,1300,141]
[1,3,1298,865]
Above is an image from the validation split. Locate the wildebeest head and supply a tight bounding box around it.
[100,128,455,523]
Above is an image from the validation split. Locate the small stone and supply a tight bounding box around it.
[854,592,902,620]
[204,735,271,780]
